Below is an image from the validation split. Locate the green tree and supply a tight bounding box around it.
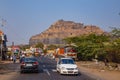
[106,37,120,63]
[63,33,110,61]
[47,44,57,50]
[110,27,120,38]
[20,45,30,51]
[35,42,44,49]
[105,27,120,63]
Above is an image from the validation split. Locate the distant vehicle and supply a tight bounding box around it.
[56,57,79,75]
[29,47,43,57]
[20,57,39,73]
[12,46,21,59]
[55,46,77,60]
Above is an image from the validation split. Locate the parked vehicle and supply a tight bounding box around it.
[20,57,39,73]
[56,57,79,75]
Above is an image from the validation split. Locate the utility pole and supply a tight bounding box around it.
[0,17,7,60]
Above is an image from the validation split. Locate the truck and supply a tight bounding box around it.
[34,48,42,57]
[29,47,43,57]
[55,46,77,60]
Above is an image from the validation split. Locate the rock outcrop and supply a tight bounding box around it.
[29,20,104,45]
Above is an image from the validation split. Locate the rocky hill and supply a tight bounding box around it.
[29,20,105,45]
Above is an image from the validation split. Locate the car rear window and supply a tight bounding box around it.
[24,58,37,62]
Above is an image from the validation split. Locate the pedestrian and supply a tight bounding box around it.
[19,54,25,63]
[12,54,16,63]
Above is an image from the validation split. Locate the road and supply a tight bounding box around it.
[0,56,97,80]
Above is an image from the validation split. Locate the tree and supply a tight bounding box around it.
[20,45,30,51]
[106,27,120,63]
[63,33,110,61]
[110,27,120,38]
[35,42,44,49]
[106,37,120,63]
[47,44,57,50]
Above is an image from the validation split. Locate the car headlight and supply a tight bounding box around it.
[75,67,78,70]
[61,67,66,70]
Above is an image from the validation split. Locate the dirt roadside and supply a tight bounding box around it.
[0,60,20,74]
[0,60,20,80]
[76,61,120,80]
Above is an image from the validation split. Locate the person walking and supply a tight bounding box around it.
[12,54,16,63]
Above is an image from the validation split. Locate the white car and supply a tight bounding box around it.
[56,57,79,75]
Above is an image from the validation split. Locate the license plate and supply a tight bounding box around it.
[26,64,32,66]
[68,71,73,73]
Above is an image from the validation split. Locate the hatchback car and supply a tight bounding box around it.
[20,57,39,73]
[56,57,79,75]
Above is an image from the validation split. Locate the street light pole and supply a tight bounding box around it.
[0,17,2,60]
[0,41,2,60]
[0,17,6,60]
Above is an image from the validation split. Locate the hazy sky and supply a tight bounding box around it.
[0,0,120,45]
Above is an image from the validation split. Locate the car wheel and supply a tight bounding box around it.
[56,68,59,72]
[75,74,78,76]
[20,70,24,73]
[35,70,39,73]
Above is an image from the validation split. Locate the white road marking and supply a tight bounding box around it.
[46,69,50,76]
[52,69,57,72]
[43,69,50,76]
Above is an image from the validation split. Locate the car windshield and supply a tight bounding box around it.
[61,59,75,64]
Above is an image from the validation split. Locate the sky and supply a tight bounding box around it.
[0,0,120,45]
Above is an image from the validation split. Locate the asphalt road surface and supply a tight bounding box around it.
[0,56,96,80]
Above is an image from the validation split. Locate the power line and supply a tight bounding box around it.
[0,17,28,45]
[1,18,7,27]
[4,22,29,45]
[0,17,6,27]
